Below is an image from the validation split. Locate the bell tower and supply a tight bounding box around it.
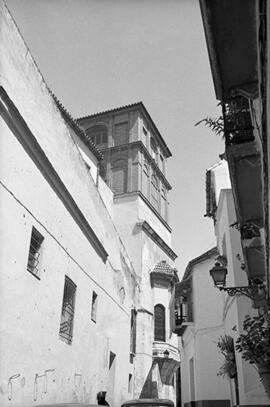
[77,102,172,240]
[77,102,179,402]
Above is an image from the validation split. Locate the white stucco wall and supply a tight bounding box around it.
[180,253,231,406]
[216,190,269,405]
[0,3,140,406]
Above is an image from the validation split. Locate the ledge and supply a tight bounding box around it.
[101,141,172,190]
[137,220,177,260]
[114,190,172,232]
[0,86,108,263]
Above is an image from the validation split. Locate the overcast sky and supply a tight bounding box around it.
[6,0,224,277]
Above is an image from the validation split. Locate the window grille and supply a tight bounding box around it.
[59,276,76,344]
[27,227,44,278]
[91,291,98,322]
[223,97,254,145]
[154,304,166,342]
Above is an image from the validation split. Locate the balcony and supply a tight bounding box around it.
[240,223,265,282]
[152,341,180,384]
[170,280,193,337]
[223,97,254,146]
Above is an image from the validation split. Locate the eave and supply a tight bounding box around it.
[77,101,172,158]
[0,86,108,263]
[200,0,259,101]
[137,221,177,260]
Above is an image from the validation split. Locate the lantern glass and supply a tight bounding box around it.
[209,262,227,287]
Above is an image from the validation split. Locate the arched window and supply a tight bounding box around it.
[112,159,127,194]
[154,304,166,342]
[86,125,108,148]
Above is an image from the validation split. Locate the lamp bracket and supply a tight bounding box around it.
[219,284,266,301]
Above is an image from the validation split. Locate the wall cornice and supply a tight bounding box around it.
[137,220,177,260]
[0,86,108,263]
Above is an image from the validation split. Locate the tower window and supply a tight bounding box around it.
[150,137,158,162]
[151,174,159,211]
[154,304,166,342]
[86,125,108,148]
[27,226,44,278]
[112,159,127,194]
[59,276,76,344]
[114,122,128,146]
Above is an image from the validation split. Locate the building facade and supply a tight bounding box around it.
[172,160,269,406]
[198,1,270,404]
[0,2,179,406]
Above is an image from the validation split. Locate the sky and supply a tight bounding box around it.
[6,0,224,277]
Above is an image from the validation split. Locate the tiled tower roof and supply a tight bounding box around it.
[151,260,179,284]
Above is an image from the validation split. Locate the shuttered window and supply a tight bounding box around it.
[154,304,166,342]
[114,122,128,146]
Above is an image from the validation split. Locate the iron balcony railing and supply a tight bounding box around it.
[223,97,254,146]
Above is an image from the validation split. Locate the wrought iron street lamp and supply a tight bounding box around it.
[209,262,266,301]
[163,349,170,358]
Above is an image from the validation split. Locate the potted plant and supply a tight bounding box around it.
[234,313,270,398]
[217,335,237,379]
[216,335,239,404]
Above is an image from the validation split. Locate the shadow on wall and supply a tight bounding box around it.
[139,360,176,399]
[139,365,158,398]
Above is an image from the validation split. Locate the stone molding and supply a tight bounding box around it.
[0,86,108,263]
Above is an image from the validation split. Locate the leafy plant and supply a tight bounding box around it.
[216,335,237,378]
[195,116,224,137]
[234,314,270,367]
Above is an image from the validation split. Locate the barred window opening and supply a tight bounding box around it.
[27,226,44,278]
[59,276,76,345]
[91,291,98,322]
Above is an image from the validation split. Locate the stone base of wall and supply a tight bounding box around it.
[184,401,230,407]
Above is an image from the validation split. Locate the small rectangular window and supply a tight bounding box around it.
[128,373,132,393]
[109,351,116,369]
[27,226,44,278]
[130,309,137,354]
[59,276,76,344]
[114,122,128,146]
[91,291,98,322]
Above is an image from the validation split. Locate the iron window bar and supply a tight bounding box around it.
[59,277,76,344]
[27,227,44,277]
